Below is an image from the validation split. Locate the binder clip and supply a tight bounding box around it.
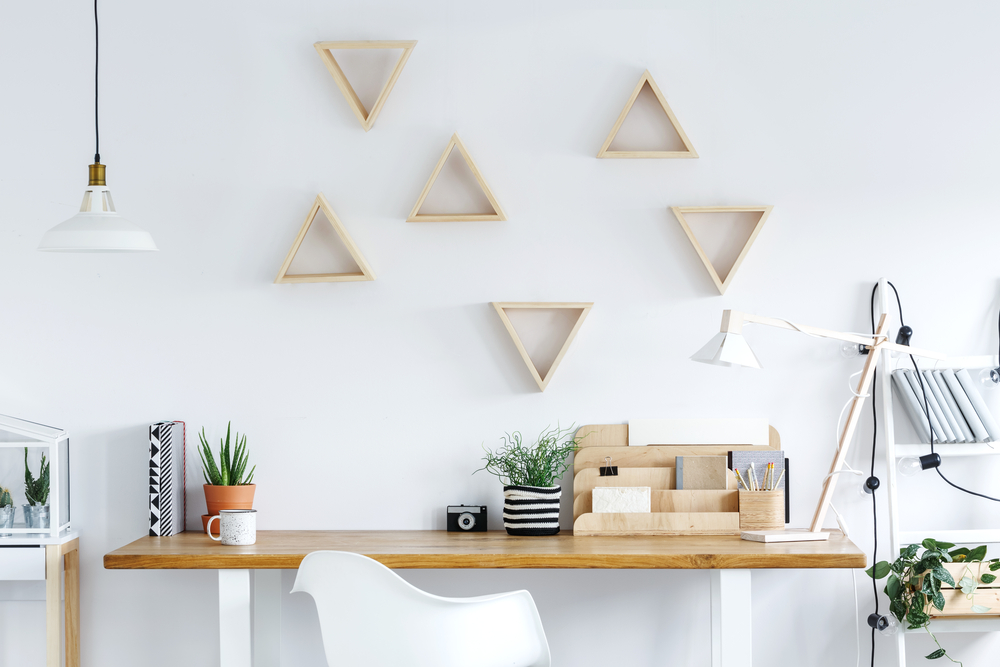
[600,456,618,477]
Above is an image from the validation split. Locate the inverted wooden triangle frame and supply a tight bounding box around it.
[671,206,773,295]
[492,302,593,391]
[407,133,507,222]
[275,194,376,284]
[598,70,697,159]
[314,40,417,132]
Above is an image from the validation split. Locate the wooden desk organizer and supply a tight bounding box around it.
[572,423,781,537]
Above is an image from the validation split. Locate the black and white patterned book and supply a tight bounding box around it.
[149,421,186,537]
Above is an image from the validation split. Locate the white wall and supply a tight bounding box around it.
[2,1,1000,665]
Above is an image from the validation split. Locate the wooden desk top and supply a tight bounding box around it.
[104,530,865,570]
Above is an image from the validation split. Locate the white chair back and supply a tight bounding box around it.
[292,550,551,667]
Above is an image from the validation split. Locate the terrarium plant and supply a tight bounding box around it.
[24,449,49,506]
[198,423,256,535]
[476,424,585,536]
[23,449,51,529]
[868,538,1000,665]
[0,486,12,534]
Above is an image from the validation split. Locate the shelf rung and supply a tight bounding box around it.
[894,444,999,458]
[899,530,1000,545]
[906,616,1000,633]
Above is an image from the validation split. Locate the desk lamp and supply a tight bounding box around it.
[692,309,947,541]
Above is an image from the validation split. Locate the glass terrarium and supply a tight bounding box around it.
[0,414,70,539]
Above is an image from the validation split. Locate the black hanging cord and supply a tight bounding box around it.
[867,282,902,667]
[865,281,999,666]
[879,284,1000,503]
[94,0,100,163]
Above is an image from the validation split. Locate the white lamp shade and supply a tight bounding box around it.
[690,332,763,368]
[38,185,157,252]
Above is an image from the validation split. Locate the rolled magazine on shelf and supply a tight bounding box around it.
[892,368,997,444]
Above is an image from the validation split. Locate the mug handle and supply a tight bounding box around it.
[207,515,222,541]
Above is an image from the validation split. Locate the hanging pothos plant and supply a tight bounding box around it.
[868,538,999,665]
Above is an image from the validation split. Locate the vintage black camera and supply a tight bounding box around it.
[447,505,487,532]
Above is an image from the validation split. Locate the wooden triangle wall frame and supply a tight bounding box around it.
[492,302,593,391]
[407,133,507,222]
[671,206,773,295]
[275,193,376,284]
[597,70,698,159]
[314,40,416,132]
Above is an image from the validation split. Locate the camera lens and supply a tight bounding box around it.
[458,512,475,530]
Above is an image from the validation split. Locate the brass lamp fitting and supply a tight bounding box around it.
[88,162,106,186]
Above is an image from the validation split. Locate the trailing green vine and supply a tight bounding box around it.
[868,538,999,664]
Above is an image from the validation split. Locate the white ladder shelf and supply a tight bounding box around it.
[877,278,1000,664]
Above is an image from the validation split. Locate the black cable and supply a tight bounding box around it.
[94,0,100,163]
[880,284,1000,503]
[919,366,1000,503]
[865,281,999,665]
[867,282,898,667]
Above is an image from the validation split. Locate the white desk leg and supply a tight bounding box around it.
[254,570,282,667]
[219,570,252,667]
[710,569,752,667]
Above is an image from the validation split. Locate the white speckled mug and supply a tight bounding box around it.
[207,509,257,546]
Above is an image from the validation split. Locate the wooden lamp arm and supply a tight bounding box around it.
[721,310,947,360]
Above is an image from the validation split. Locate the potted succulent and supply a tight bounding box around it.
[476,425,582,536]
[23,448,50,530]
[198,423,256,535]
[0,486,14,535]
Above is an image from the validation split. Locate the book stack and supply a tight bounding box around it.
[149,421,186,537]
[891,368,999,444]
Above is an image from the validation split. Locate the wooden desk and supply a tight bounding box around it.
[105,530,864,667]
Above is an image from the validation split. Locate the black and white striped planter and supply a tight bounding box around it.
[503,485,561,536]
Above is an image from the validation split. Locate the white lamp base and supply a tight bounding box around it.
[740,529,832,543]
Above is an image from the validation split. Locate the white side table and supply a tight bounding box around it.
[1,530,80,667]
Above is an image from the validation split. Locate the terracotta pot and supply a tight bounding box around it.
[204,484,255,516]
[201,514,221,537]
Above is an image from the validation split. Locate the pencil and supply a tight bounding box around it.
[733,468,748,490]
[773,469,785,490]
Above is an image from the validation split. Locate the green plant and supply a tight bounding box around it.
[24,449,49,506]
[0,486,12,508]
[868,538,1000,665]
[198,423,255,486]
[476,425,585,487]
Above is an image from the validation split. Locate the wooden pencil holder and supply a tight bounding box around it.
[738,490,784,531]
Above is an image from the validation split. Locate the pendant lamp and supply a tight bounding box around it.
[38,0,157,252]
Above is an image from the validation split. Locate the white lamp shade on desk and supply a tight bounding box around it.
[690,332,762,368]
[38,185,157,253]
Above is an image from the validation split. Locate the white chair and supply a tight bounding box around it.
[291,550,551,667]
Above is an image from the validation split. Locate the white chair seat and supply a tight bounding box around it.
[292,550,551,667]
